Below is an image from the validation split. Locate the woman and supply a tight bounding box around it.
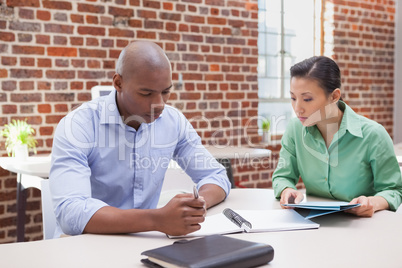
[272,56,402,217]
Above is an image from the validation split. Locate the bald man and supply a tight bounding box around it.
[50,41,231,238]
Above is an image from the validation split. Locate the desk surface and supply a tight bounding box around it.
[0,188,401,268]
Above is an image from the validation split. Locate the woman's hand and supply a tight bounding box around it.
[346,195,389,217]
[279,188,304,208]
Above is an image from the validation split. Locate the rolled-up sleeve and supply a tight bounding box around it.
[369,125,402,211]
[272,121,300,199]
[50,116,108,235]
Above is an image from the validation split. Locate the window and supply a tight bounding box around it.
[258,0,322,134]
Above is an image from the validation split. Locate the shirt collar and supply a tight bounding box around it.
[337,101,363,138]
[303,101,363,139]
[99,89,122,125]
[99,89,164,129]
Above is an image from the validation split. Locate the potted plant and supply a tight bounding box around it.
[261,118,271,144]
[0,119,37,160]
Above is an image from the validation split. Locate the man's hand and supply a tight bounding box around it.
[280,188,304,208]
[155,193,206,236]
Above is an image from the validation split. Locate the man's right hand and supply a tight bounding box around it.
[155,193,206,236]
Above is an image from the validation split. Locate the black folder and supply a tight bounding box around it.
[141,234,274,268]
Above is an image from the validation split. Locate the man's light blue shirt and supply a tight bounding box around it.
[50,90,231,237]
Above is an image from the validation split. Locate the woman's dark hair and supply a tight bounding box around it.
[290,56,342,99]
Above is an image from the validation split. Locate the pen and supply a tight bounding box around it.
[193,185,199,199]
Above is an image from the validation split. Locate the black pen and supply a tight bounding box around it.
[193,185,199,199]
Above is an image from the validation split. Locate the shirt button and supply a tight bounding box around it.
[325,177,327,181]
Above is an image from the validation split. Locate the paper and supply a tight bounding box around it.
[170,209,319,238]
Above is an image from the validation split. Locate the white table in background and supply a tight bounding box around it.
[0,156,51,242]
[0,188,401,268]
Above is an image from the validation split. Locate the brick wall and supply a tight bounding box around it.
[323,0,396,135]
[0,0,266,243]
[0,0,396,243]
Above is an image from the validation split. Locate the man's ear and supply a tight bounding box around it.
[113,73,123,92]
[331,88,341,102]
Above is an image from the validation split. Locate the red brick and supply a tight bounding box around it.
[45,24,74,34]
[37,81,51,90]
[159,32,180,41]
[19,8,34,19]
[46,70,75,79]
[207,17,226,25]
[38,104,51,113]
[6,0,39,7]
[130,0,140,5]
[54,104,68,112]
[86,15,99,24]
[128,19,142,28]
[137,10,157,19]
[165,22,176,32]
[109,28,134,38]
[37,58,51,68]
[77,3,105,13]
[42,1,72,10]
[71,14,84,24]
[0,31,14,42]
[185,15,205,24]
[37,10,51,21]
[47,47,77,57]
[108,6,134,17]
[78,71,105,79]
[45,93,74,102]
[160,12,181,21]
[70,37,84,46]
[204,74,223,81]
[143,0,160,9]
[45,115,64,124]
[163,2,173,10]
[71,81,84,90]
[35,34,50,45]
[20,81,34,90]
[12,45,44,55]
[78,26,106,36]
[0,69,6,78]
[2,56,17,66]
[10,69,42,78]
[79,49,107,58]
[86,38,99,46]
[2,105,17,114]
[144,20,163,29]
[137,30,156,39]
[10,93,42,102]
[39,126,53,136]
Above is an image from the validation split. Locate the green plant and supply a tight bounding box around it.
[261,118,271,132]
[0,119,37,156]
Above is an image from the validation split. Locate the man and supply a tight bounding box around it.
[50,41,231,238]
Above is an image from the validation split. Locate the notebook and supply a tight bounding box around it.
[141,234,274,268]
[282,201,361,219]
[169,208,319,238]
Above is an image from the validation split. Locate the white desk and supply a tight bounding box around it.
[0,189,401,268]
[0,156,51,242]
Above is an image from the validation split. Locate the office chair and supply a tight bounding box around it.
[40,179,57,239]
[216,158,235,189]
[91,85,114,99]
